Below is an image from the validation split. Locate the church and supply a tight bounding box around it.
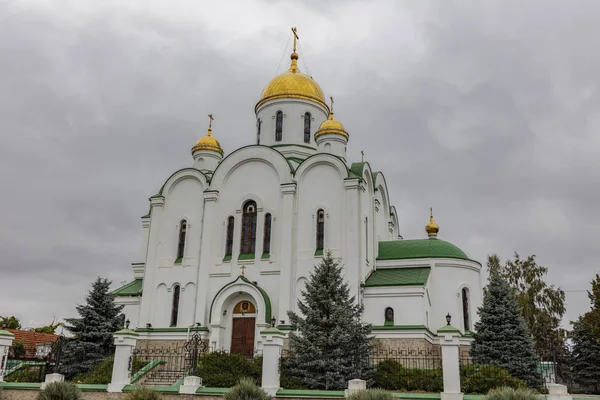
[112,30,483,353]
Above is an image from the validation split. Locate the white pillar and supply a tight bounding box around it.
[0,329,15,382]
[277,183,296,323]
[438,324,463,400]
[260,327,285,396]
[108,328,139,393]
[345,379,367,398]
[547,384,572,400]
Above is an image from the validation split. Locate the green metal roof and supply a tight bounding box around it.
[112,279,143,297]
[363,267,431,287]
[377,238,470,261]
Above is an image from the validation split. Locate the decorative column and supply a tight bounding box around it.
[0,328,15,382]
[277,183,296,323]
[547,384,572,400]
[344,179,363,300]
[438,321,463,400]
[260,327,285,396]
[108,328,139,393]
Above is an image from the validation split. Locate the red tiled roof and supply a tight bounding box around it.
[7,329,58,346]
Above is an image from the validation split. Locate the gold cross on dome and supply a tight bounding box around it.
[208,114,214,129]
[240,265,246,276]
[330,96,334,113]
[361,150,364,162]
[291,27,299,53]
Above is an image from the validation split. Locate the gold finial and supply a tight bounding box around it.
[207,114,214,135]
[240,265,246,276]
[330,96,334,113]
[289,27,300,72]
[425,207,439,238]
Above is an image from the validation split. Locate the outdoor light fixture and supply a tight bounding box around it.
[271,316,276,327]
[125,319,130,329]
[196,322,202,327]
[446,313,451,325]
[223,310,227,316]
[146,323,152,328]
[280,320,285,324]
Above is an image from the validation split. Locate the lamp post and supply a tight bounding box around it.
[270,317,276,327]
[446,313,451,325]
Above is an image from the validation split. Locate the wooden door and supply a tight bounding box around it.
[231,318,255,357]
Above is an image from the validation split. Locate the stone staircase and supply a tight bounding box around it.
[137,363,187,386]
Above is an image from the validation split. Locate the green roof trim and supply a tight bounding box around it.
[0,382,42,390]
[0,329,15,337]
[135,327,208,333]
[277,389,345,398]
[197,387,231,394]
[111,279,143,297]
[276,324,296,331]
[363,267,431,287]
[156,167,208,196]
[371,325,434,335]
[350,161,367,178]
[209,275,272,324]
[77,384,108,392]
[271,143,317,151]
[114,328,139,336]
[377,238,473,261]
[260,327,285,335]
[437,324,461,334]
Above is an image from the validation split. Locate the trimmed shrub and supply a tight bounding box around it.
[461,365,527,394]
[373,359,443,392]
[37,381,82,400]
[72,356,146,384]
[223,377,271,400]
[486,386,539,400]
[347,389,394,400]
[196,352,262,388]
[124,387,162,400]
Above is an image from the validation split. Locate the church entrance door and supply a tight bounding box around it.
[231,317,255,357]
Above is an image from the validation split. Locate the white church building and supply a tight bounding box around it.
[113,32,483,353]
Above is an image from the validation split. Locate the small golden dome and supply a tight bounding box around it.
[192,114,223,156]
[255,52,328,111]
[314,97,349,140]
[426,207,439,238]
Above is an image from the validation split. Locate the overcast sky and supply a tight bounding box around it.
[1,0,598,330]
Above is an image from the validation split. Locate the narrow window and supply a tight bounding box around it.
[263,213,272,254]
[303,112,311,143]
[176,220,187,261]
[225,217,235,256]
[170,285,180,327]
[256,118,262,144]
[384,307,394,325]
[241,201,258,254]
[365,217,369,261]
[316,209,325,251]
[275,111,283,142]
[462,288,470,331]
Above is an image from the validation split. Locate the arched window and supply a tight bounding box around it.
[241,201,258,254]
[384,307,394,325]
[225,217,235,257]
[316,209,325,252]
[275,111,283,142]
[170,285,180,327]
[462,288,470,331]
[176,220,187,262]
[256,118,262,145]
[303,112,311,143]
[263,213,272,255]
[365,217,369,261]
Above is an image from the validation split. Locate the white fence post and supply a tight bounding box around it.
[0,329,15,382]
[260,327,285,396]
[108,328,138,393]
[438,323,463,400]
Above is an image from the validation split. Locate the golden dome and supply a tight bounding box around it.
[426,207,439,238]
[314,97,349,140]
[255,52,328,111]
[192,114,223,156]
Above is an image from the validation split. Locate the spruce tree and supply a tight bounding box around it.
[471,273,543,388]
[61,277,124,378]
[286,251,372,390]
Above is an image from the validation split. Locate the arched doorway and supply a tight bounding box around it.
[231,300,256,357]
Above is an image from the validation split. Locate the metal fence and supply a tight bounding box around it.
[2,336,64,383]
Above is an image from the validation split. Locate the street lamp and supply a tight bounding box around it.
[270,317,276,327]
[446,313,452,325]
[125,319,130,329]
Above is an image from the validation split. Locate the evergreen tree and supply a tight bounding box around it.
[570,274,600,393]
[286,251,372,390]
[471,273,542,388]
[61,277,124,378]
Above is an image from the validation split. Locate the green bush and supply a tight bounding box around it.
[486,386,540,400]
[72,356,146,384]
[196,352,262,388]
[5,366,43,382]
[123,387,162,400]
[223,377,271,400]
[373,359,443,392]
[460,365,527,394]
[37,382,82,400]
[347,389,394,400]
